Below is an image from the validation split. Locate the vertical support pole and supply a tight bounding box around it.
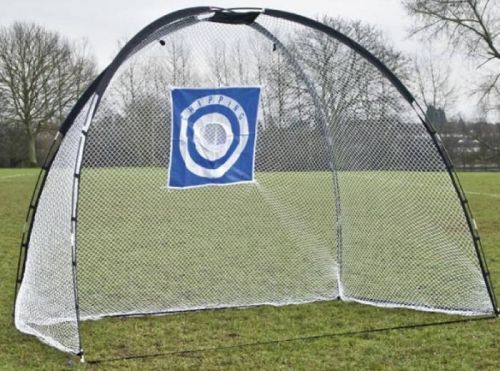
[69,94,98,358]
[250,23,345,298]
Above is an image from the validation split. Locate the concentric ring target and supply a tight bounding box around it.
[169,86,260,188]
[179,95,249,179]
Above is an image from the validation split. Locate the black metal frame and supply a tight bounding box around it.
[13,5,498,359]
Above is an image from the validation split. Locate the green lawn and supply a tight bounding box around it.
[1,169,499,370]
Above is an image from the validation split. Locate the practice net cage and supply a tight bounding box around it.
[13,6,498,358]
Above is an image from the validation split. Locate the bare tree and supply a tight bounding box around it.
[295,17,409,125]
[413,45,456,109]
[208,42,232,87]
[114,37,197,106]
[158,38,197,87]
[469,119,500,162]
[0,22,96,166]
[410,43,457,129]
[248,35,273,129]
[404,0,500,113]
[113,43,146,107]
[230,42,251,85]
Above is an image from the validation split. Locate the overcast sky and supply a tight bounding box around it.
[0,0,480,118]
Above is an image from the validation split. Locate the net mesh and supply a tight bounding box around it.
[15,11,494,354]
[14,98,93,353]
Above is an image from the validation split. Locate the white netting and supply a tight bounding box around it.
[15,11,495,355]
[14,97,94,353]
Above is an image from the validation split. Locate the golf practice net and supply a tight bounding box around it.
[14,7,498,357]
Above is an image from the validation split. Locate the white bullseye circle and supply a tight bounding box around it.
[192,113,233,161]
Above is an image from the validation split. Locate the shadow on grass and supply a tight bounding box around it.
[87,315,496,364]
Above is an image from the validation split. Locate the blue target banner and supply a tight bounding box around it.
[168,86,260,189]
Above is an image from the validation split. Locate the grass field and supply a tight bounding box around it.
[1,168,499,370]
